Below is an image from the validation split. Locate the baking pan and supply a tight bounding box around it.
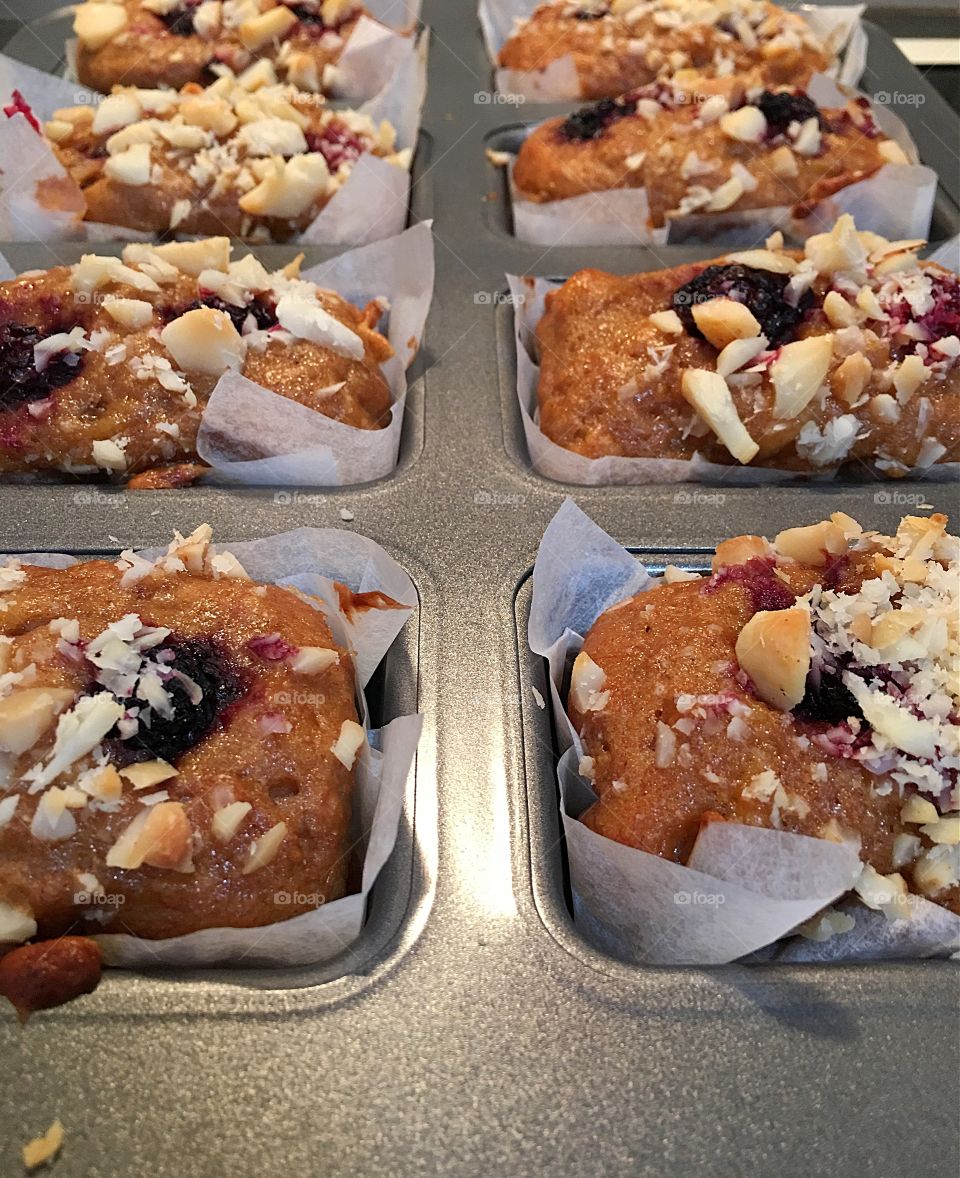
[0,3,958,1177]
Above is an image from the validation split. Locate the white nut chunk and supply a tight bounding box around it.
[735,606,811,711]
[104,142,153,186]
[770,334,834,419]
[239,6,298,50]
[160,306,246,375]
[691,298,762,351]
[331,719,366,770]
[239,154,331,219]
[0,687,75,755]
[774,521,847,566]
[719,105,767,143]
[102,297,154,330]
[570,651,609,714]
[290,646,340,674]
[75,2,128,49]
[680,369,759,464]
[242,820,288,874]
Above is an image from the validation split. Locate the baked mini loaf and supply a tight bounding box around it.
[42,68,411,239]
[74,0,391,94]
[570,512,959,918]
[514,82,909,228]
[0,237,393,487]
[0,525,365,1014]
[499,0,836,101]
[536,217,960,474]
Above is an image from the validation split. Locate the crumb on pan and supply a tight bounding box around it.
[22,1120,64,1171]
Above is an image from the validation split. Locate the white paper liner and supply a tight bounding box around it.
[508,266,960,485]
[529,498,960,964]
[0,39,425,244]
[11,527,422,970]
[0,222,434,486]
[196,220,434,485]
[506,73,934,246]
[480,0,866,100]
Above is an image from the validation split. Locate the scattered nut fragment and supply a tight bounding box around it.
[719,106,767,143]
[22,1120,64,1171]
[570,651,609,713]
[242,821,288,874]
[160,307,246,375]
[774,521,847,565]
[770,334,834,420]
[833,352,872,405]
[735,606,811,711]
[104,142,152,187]
[648,309,683,335]
[691,299,761,351]
[74,2,127,49]
[711,534,772,571]
[211,800,252,844]
[239,6,298,52]
[680,369,759,464]
[901,796,939,825]
[331,719,366,770]
[0,688,74,755]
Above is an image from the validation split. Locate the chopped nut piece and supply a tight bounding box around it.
[102,297,154,330]
[691,298,762,350]
[290,646,340,674]
[0,688,74,755]
[711,535,772,571]
[161,307,246,375]
[104,142,152,186]
[770,334,834,419]
[331,719,366,770]
[242,820,288,874]
[119,759,178,790]
[22,1120,64,1172]
[901,796,939,825]
[734,606,811,711]
[774,521,847,565]
[833,352,871,405]
[719,106,767,143]
[680,369,759,464]
[239,6,298,52]
[74,2,127,49]
[648,309,683,335]
[211,800,252,843]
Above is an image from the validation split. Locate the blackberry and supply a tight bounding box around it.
[167,296,277,334]
[756,90,822,137]
[794,667,863,726]
[157,0,201,35]
[0,323,84,410]
[101,636,246,767]
[559,97,638,142]
[672,264,813,347]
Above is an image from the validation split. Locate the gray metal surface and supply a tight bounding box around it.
[0,4,958,1177]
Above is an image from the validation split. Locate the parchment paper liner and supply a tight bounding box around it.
[0,221,435,486]
[528,498,960,964]
[480,0,867,101]
[505,75,935,246]
[0,31,427,245]
[13,526,422,970]
[507,236,960,485]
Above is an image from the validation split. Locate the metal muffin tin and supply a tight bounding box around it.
[1,5,959,1176]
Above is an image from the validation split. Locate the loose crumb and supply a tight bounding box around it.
[531,686,546,710]
[338,508,355,523]
[22,1120,64,1171]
